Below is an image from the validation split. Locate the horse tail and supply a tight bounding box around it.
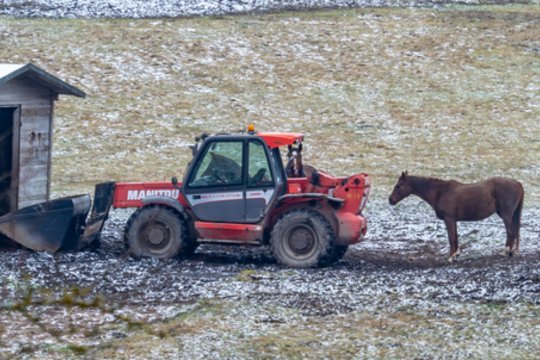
[512,182,524,251]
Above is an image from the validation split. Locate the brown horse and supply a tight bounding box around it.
[389,172,524,262]
[286,144,316,178]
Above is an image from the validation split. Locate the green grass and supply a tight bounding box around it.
[84,299,539,359]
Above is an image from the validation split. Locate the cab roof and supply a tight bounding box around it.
[257,132,304,149]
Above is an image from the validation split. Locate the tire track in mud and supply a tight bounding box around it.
[1,200,538,310]
[0,201,538,357]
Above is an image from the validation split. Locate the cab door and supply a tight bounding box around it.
[245,139,276,222]
[183,139,245,223]
[182,137,278,224]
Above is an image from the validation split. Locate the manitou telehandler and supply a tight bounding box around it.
[0,126,370,268]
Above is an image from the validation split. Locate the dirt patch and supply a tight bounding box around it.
[0,201,539,357]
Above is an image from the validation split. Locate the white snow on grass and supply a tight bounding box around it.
[3,0,536,18]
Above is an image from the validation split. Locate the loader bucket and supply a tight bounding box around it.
[0,182,116,253]
[81,181,116,248]
[0,194,91,252]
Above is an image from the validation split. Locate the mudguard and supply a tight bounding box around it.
[141,196,186,217]
[277,192,344,207]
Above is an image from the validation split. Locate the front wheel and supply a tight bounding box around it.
[124,205,191,259]
[270,210,335,268]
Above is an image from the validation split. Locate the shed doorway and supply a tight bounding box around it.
[0,107,18,217]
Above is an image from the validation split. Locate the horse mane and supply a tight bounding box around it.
[406,175,456,192]
[408,175,447,184]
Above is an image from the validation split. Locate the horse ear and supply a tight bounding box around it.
[401,171,407,179]
[298,143,303,152]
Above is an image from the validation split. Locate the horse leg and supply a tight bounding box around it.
[444,218,459,262]
[501,214,515,256]
[513,218,521,256]
[512,191,524,255]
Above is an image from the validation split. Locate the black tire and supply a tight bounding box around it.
[124,205,192,260]
[333,245,349,261]
[331,245,349,262]
[270,210,335,268]
[179,236,199,258]
[319,245,349,266]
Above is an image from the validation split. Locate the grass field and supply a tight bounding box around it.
[1,5,538,201]
[0,4,539,358]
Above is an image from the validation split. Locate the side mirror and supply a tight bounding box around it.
[171,177,181,190]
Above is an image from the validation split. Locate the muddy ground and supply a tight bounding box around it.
[0,199,538,358]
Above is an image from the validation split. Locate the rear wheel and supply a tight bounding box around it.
[124,205,193,259]
[270,210,334,268]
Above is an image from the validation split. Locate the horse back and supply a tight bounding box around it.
[438,177,522,221]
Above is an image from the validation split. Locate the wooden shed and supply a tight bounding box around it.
[0,63,85,217]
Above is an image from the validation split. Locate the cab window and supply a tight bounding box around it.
[189,141,243,187]
[248,141,274,187]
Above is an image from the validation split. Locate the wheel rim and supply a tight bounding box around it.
[284,224,317,259]
[140,220,171,252]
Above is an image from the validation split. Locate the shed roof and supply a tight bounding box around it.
[0,63,86,98]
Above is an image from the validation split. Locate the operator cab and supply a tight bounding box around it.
[182,128,294,224]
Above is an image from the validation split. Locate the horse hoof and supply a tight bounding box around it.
[448,250,460,263]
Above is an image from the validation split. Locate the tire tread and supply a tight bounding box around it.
[270,209,335,268]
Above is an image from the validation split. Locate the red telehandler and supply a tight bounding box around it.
[0,126,370,268]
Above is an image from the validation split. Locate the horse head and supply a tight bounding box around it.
[286,144,304,177]
[389,171,413,205]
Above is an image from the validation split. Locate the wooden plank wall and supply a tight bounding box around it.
[0,77,53,209]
